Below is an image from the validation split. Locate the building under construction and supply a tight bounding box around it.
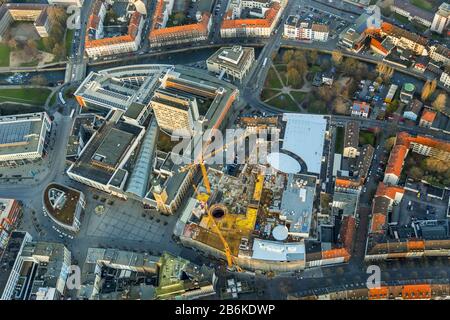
[175,114,357,272]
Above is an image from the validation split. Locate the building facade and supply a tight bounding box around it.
[206,46,255,82]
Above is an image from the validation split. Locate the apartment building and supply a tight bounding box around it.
[380,22,428,55]
[0,199,21,251]
[343,121,360,158]
[431,2,450,34]
[0,4,51,40]
[283,15,329,41]
[149,0,210,47]
[390,0,434,28]
[221,1,284,38]
[86,0,107,40]
[384,132,450,185]
[0,112,51,164]
[440,71,450,88]
[312,23,329,41]
[85,10,144,58]
[429,44,450,65]
[206,46,255,82]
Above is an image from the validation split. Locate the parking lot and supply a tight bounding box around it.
[291,3,351,39]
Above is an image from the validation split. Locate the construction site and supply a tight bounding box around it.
[174,113,355,273]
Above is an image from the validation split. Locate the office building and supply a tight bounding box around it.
[0,112,51,164]
[431,2,450,34]
[206,46,255,82]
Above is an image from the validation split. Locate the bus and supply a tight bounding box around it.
[58,92,66,105]
[262,57,268,67]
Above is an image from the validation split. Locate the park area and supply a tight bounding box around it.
[0,88,51,105]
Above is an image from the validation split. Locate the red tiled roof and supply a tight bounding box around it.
[339,216,356,251]
[375,182,404,200]
[86,9,143,48]
[150,13,210,38]
[370,213,386,234]
[401,285,431,299]
[221,3,280,29]
[421,109,437,123]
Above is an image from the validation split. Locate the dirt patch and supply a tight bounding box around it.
[10,50,54,67]
[10,22,39,41]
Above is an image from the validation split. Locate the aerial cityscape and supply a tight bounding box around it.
[0,0,449,305]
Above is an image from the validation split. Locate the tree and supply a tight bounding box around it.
[384,136,396,151]
[376,63,394,83]
[432,93,447,112]
[282,50,295,64]
[332,97,348,115]
[424,158,450,174]
[421,79,437,101]
[8,38,18,50]
[286,68,301,88]
[421,80,432,101]
[307,49,318,65]
[52,43,66,60]
[408,166,424,180]
[331,50,343,65]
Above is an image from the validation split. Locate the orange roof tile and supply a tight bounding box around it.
[401,285,431,299]
[410,135,450,153]
[407,239,425,251]
[370,38,388,55]
[421,109,437,123]
[384,144,408,177]
[339,216,356,251]
[370,213,386,234]
[221,3,280,30]
[321,248,350,260]
[86,9,143,49]
[150,13,210,39]
[375,182,404,200]
[368,287,389,300]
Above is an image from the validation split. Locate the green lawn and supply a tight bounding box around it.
[49,92,57,106]
[393,13,410,24]
[359,130,376,146]
[264,67,283,89]
[290,91,306,104]
[0,88,51,105]
[310,65,322,73]
[0,44,10,67]
[260,88,279,101]
[335,126,344,154]
[266,94,298,112]
[275,64,287,84]
[410,0,433,11]
[65,29,74,57]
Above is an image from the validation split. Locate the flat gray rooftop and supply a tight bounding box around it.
[94,128,135,167]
